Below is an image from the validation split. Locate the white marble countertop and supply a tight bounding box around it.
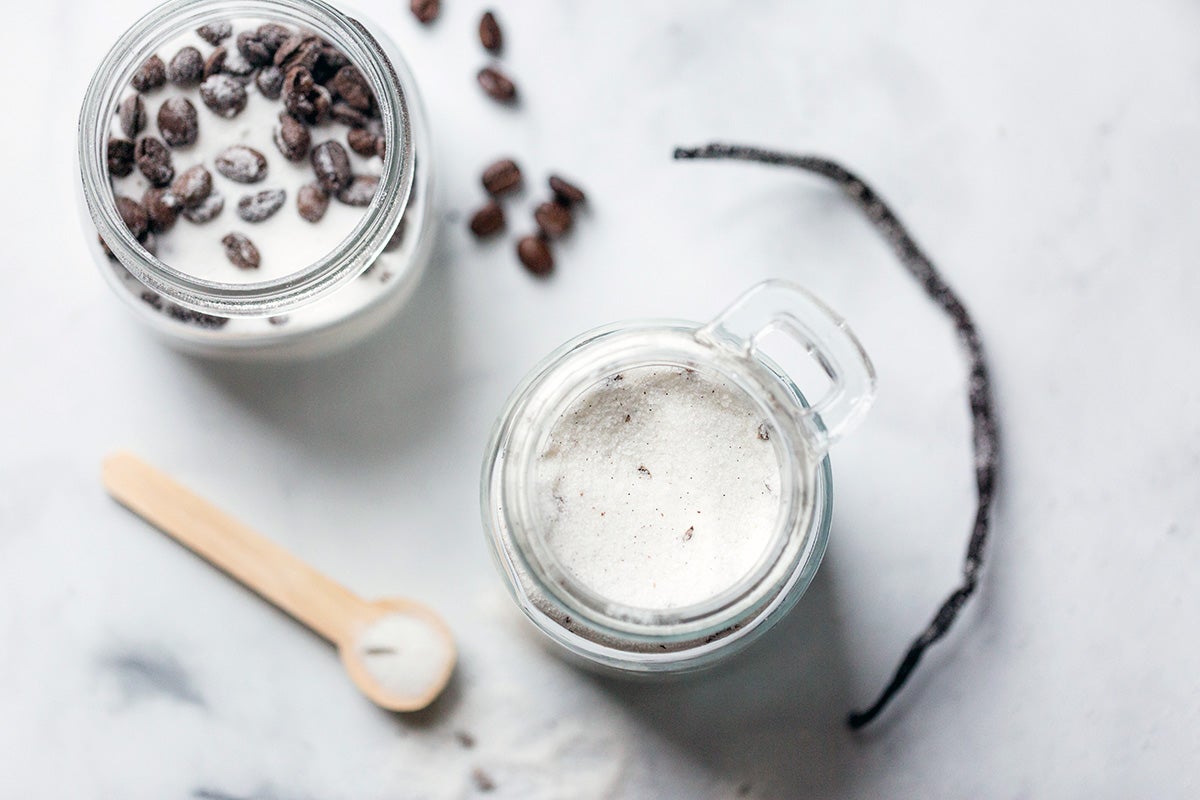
[3,0,1199,797]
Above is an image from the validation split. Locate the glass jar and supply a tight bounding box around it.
[482,281,877,673]
[77,0,433,359]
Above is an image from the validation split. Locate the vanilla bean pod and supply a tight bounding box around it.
[673,143,999,730]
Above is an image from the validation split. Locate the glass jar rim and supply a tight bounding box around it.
[78,0,415,317]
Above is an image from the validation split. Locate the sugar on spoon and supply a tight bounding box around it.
[101,451,455,712]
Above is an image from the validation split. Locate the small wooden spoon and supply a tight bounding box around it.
[101,451,455,712]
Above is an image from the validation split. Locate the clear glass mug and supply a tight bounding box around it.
[77,0,433,359]
[482,280,877,673]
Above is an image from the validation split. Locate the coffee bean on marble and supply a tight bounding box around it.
[410,0,440,24]
[534,201,572,238]
[171,165,213,209]
[297,183,329,222]
[330,102,368,129]
[131,55,166,92]
[115,196,149,239]
[328,65,372,112]
[107,137,135,177]
[134,136,174,186]
[479,11,502,53]
[199,74,248,118]
[549,174,586,206]
[237,188,287,222]
[516,234,553,276]
[236,30,272,67]
[196,22,232,46]
[142,187,179,233]
[221,233,260,269]
[118,94,146,138]
[167,46,204,86]
[311,140,351,193]
[477,66,516,103]
[157,97,199,147]
[468,201,505,238]
[481,158,521,195]
[255,65,284,100]
[336,175,378,207]
[182,191,224,223]
[274,112,311,161]
[347,127,378,157]
[215,145,268,183]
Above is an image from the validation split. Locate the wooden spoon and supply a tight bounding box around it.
[101,451,455,712]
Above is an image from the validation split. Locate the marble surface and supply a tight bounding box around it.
[3,0,1199,797]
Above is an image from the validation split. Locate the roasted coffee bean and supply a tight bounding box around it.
[142,187,179,233]
[311,140,351,193]
[171,165,212,209]
[336,175,378,206]
[157,97,199,147]
[221,48,256,79]
[274,112,311,161]
[221,233,260,269]
[199,74,248,118]
[167,46,204,86]
[328,65,372,111]
[115,196,150,239]
[214,145,268,183]
[257,23,292,54]
[236,30,272,67]
[411,0,440,24]
[118,94,146,138]
[237,188,287,222]
[516,234,553,276]
[534,201,572,238]
[477,66,516,103]
[330,101,368,128]
[182,190,224,223]
[273,34,321,71]
[203,46,227,79]
[549,174,586,206]
[481,158,521,195]
[468,201,505,238]
[479,11,502,53]
[283,66,331,124]
[255,65,284,100]
[312,46,350,84]
[346,127,379,157]
[131,55,166,92]
[107,137,135,177]
[196,22,232,46]
[134,137,174,186]
[296,183,329,222]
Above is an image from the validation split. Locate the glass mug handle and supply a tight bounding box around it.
[697,279,877,450]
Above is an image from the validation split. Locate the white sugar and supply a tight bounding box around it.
[357,612,451,700]
[533,367,783,610]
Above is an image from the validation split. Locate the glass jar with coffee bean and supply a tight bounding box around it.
[79,0,434,358]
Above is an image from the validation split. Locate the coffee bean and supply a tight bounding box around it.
[196,22,232,46]
[479,11,503,53]
[237,188,287,222]
[107,137,135,177]
[336,175,378,206]
[167,47,204,86]
[468,201,505,238]
[131,55,166,92]
[313,46,351,84]
[171,165,213,209]
[182,191,224,223]
[411,0,440,24]
[140,231,158,256]
[516,235,553,276]
[346,127,378,157]
[328,65,372,112]
[99,234,116,260]
[255,65,284,100]
[236,30,272,67]
[311,141,351,193]
[534,201,572,238]
[199,74,248,118]
[135,137,174,186]
[203,46,227,79]
[118,94,146,138]
[477,67,516,103]
[257,23,292,54]
[142,187,179,233]
[115,196,150,239]
[221,233,260,269]
[215,145,268,183]
[283,66,331,124]
[330,102,368,129]
[221,48,256,79]
[297,183,329,222]
[274,34,321,71]
[274,112,311,161]
[157,97,199,147]
[549,175,586,206]
[481,158,522,195]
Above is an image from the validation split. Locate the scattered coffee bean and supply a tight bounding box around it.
[182,191,224,223]
[273,33,321,71]
[131,55,166,92]
[479,11,503,53]
[196,22,232,46]
[171,165,213,209]
[134,136,175,186]
[477,66,516,103]
[268,315,289,326]
[311,140,352,193]
[410,0,440,24]
[336,175,378,206]
[534,201,572,238]
[107,137,135,177]
[118,94,146,138]
[215,145,268,183]
[328,65,372,112]
[236,30,272,67]
[167,47,204,86]
[330,102,369,129]
[157,97,199,147]
[255,65,284,100]
[115,196,150,239]
[199,74,248,118]
[516,234,553,275]
[283,66,331,124]
[257,23,291,54]
[221,233,260,269]
[469,201,505,238]
[481,158,522,195]
[274,112,311,161]
[237,188,287,222]
[142,187,179,233]
[297,183,329,222]
[347,127,379,157]
[549,174,586,206]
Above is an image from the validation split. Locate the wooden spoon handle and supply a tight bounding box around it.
[102,451,367,644]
